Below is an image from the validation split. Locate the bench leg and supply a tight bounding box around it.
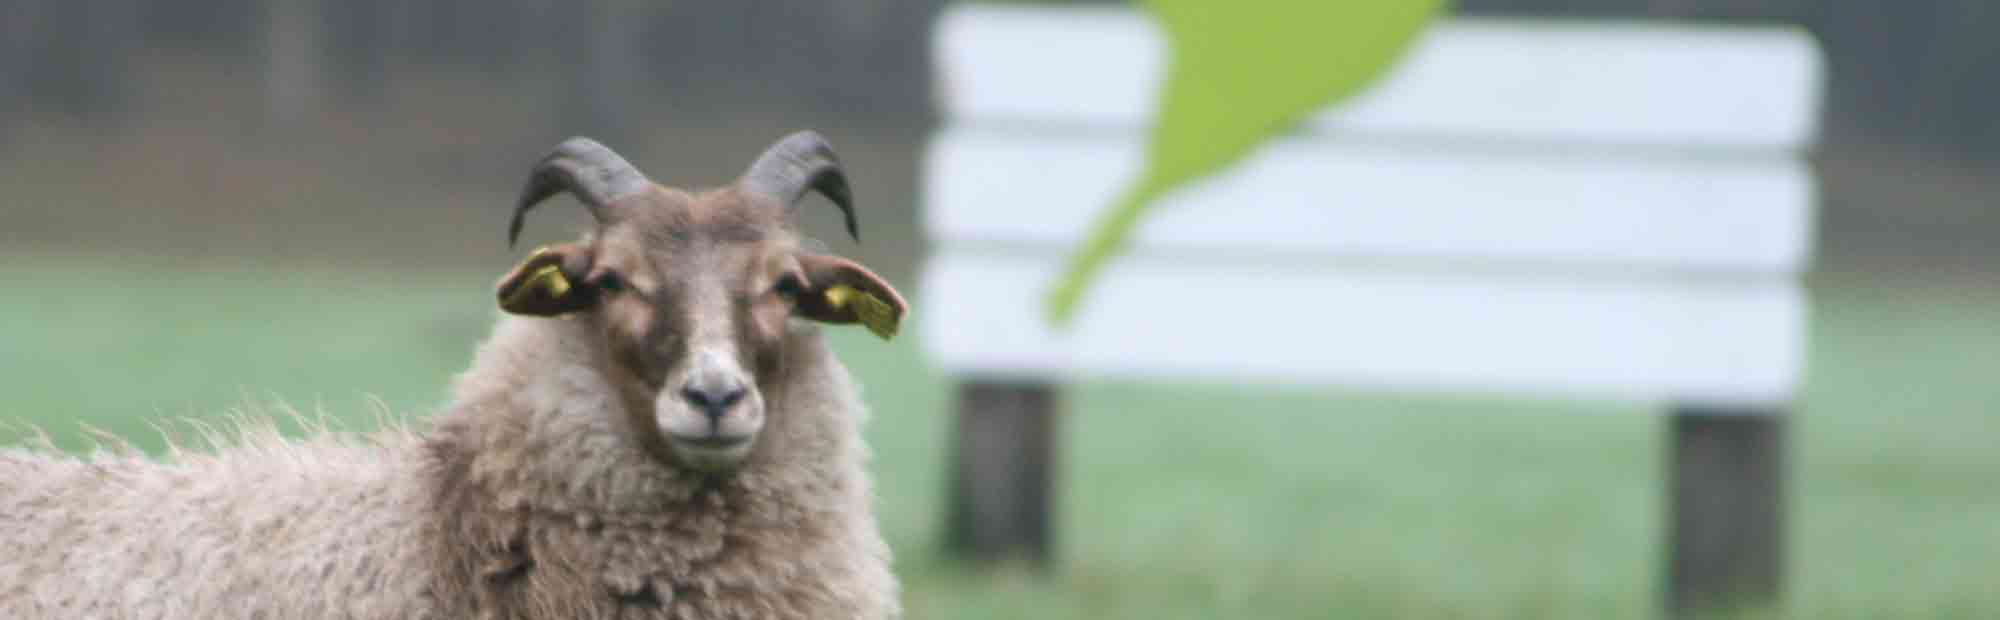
[943,380,1058,565]
[1667,407,1786,617]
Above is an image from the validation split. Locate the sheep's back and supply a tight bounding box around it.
[0,440,439,618]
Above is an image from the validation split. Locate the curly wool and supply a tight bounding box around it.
[0,314,898,619]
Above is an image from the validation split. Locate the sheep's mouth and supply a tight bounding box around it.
[665,432,757,473]
[673,434,752,449]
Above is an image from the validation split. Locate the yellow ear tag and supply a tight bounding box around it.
[825,285,899,341]
[525,264,571,298]
[504,247,572,309]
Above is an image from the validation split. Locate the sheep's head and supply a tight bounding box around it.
[493,132,906,474]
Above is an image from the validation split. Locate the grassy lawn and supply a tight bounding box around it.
[1,256,1994,618]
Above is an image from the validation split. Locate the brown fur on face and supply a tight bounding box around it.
[495,174,904,475]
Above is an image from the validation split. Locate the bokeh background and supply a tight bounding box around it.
[2,0,1996,617]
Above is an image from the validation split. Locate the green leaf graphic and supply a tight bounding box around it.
[1045,0,1448,325]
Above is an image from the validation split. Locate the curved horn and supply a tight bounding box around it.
[508,137,651,247]
[741,131,858,241]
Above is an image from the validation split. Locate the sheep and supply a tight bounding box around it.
[0,132,909,619]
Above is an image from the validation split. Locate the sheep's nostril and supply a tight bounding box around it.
[681,382,747,421]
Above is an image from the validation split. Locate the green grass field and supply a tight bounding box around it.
[2,257,1995,618]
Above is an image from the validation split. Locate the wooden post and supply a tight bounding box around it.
[0,0,22,146]
[262,0,323,127]
[943,380,1057,565]
[555,0,643,139]
[1667,407,1786,617]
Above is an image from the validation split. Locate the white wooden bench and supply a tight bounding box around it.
[920,6,1820,615]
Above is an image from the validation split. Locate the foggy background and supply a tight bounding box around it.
[2,1,1996,617]
[2,0,1997,281]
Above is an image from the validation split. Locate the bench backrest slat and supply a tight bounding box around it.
[925,128,1813,276]
[937,7,1822,149]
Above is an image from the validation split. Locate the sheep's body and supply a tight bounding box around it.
[426,314,898,619]
[0,312,898,619]
[0,427,437,618]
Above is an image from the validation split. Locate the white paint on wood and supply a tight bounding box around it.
[920,252,1803,406]
[935,6,1822,149]
[925,129,1814,275]
[922,9,1818,405]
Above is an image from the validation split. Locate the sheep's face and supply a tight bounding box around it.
[495,185,904,474]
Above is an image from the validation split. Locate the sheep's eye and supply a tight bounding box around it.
[772,274,806,299]
[593,272,626,294]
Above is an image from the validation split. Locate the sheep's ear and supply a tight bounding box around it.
[497,243,596,316]
[795,254,907,340]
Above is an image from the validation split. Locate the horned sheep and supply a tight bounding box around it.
[0,132,908,619]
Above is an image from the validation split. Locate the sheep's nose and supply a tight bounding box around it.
[681,380,747,422]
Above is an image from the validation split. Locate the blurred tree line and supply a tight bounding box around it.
[0,0,939,141]
[0,0,1992,275]
[1,0,1994,158]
